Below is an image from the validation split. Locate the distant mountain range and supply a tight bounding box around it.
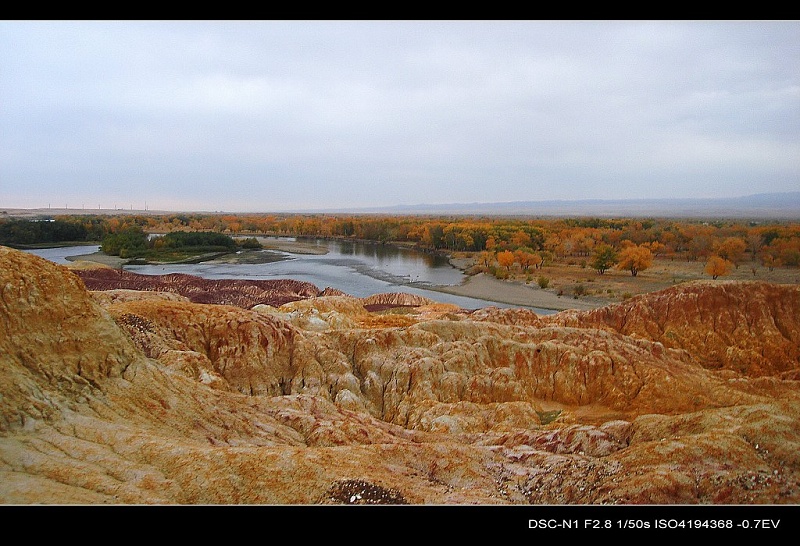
[4,192,799,220]
[339,192,800,219]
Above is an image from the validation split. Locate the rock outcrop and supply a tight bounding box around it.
[1,246,799,505]
[546,281,800,378]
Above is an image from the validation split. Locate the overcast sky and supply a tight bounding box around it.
[1,20,798,212]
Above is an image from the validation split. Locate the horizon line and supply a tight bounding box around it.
[2,191,800,218]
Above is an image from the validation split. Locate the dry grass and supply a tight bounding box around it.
[471,255,800,305]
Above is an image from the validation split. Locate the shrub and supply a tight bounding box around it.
[537,276,550,289]
[239,237,262,249]
[536,409,562,425]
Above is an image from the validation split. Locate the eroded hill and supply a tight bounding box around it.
[1,246,798,504]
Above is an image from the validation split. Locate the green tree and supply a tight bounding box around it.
[0,218,88,245]
[101,227,148,257]
[590,244,618,275]
[161,231,236,249]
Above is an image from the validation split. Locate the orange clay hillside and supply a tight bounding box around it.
[1,245,798,505]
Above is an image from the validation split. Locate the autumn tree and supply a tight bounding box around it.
[714,237,747,268]
[514,247,541,271]
[423,224,445,249]
[643,241,666,257]
[704,255,733,279]
[616,244,653,277]
[682,224,715,261]
[511,230,532,249]
[762,234,800,267]
[746,232,763,261]
[590,244,618,274]
[477,251,494,268]
[496,250,515,271]
[761,250,781,271]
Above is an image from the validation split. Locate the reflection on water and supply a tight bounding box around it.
[315,238,459,286]
[125,237,483,305]
[22,239,555,313]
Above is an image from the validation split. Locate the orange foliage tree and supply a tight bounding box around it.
[704,255,733,279]
[496,250,515,271]
[714,237,747,268]
[514,247,541,271]
[616,244,653,277]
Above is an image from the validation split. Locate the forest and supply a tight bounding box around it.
[2,212,799,280]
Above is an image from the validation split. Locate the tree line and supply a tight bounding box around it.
[2,213,799,274]
[0,218,98,246]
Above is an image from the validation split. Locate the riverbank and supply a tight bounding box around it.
[252,237,329,255]
[427,272,609,311]
[64,251,127,269]
[61,236,329,269]
[58,243,610,311]
[442,247,800,312]
[63,250,236,268]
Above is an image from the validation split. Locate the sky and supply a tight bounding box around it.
[1,20,798,213]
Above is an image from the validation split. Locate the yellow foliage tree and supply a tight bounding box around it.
[477,251,494,268]
[496,250,515,271]
[511,230,532,248]
[616,244,653,277]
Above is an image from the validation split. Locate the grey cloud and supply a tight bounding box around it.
[0,20,797,211]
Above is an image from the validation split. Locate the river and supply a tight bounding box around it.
[24,239,556,313]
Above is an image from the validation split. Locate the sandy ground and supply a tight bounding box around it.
[65,252,127,269]
[252,237,329,255]
[426,273,608,311]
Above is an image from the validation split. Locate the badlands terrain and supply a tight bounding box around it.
[1,245,799,507]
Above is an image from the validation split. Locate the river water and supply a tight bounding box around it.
[25,239,555,313]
